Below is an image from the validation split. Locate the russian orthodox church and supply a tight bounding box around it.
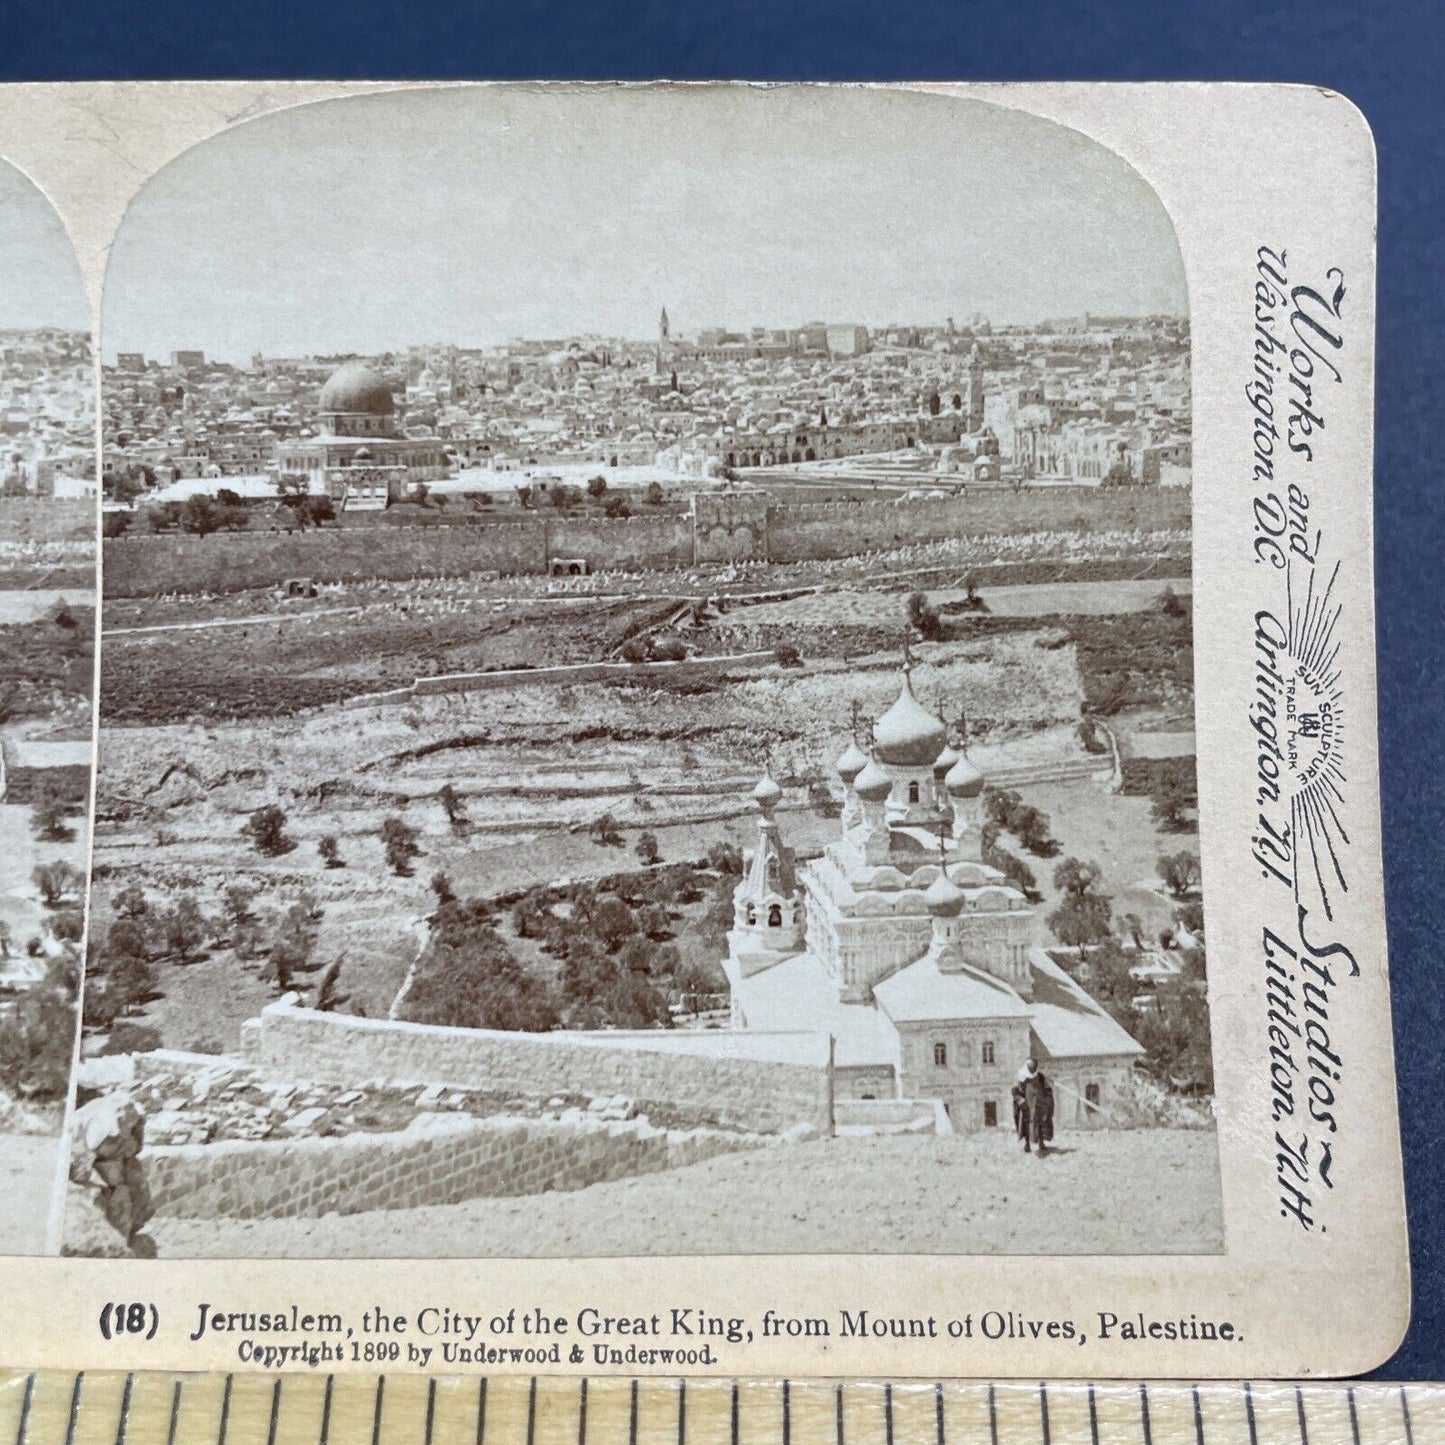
[721,670,1143,1132]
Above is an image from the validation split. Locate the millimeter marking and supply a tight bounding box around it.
[62,1373,81,1445]
[14,1373,33,1445]
[1,1374,1443,1445]
[164,1380,181,1445]
[115,1372,133,1445]
[370,1377,385,1445]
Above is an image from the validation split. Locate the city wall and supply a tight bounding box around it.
[243,1002,834,1135]
[143,1111,767,1221]
[103,523,547,595]
[767,487,1189,563]
[547,515,693,571]
[0,496,95,544]
[102,486,1192,598]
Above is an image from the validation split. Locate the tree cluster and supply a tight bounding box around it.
[905,591,946,642]
[381,815,422,876]
[983,787,1061,858]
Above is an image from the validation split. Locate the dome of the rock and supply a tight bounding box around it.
[319,362,396,416]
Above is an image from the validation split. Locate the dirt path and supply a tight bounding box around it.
[151,1128,1222,1260]
[0,1134,62,1254]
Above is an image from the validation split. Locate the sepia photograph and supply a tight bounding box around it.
[0,157,94,1254]
[67,85,1216,1260]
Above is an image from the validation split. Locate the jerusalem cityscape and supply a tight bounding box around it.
[0,85,1219,1263]
[69,298,1218,1259]
[0,300,96,1255]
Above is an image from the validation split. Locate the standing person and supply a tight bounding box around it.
[1013,1057,1055,1155]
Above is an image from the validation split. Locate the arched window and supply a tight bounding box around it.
[933,1042,948,1068]
[1085,1083,1101,1106]
[982,1040,995,1065]
[768,902,783,928]
[745,903,756,927]
[907,781,920,804]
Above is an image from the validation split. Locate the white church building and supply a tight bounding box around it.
[721,671,1143,1132]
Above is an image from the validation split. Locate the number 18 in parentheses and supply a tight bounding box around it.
[99,1301,159,1341]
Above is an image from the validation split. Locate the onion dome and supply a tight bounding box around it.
[853,757,891,803]
[835,739,869,782]
[925,869,966,918]
[751,774,782,811]
[945,751,985,799]
[319,362,396,416]
[932,743,960,777]
[872,674,948,767]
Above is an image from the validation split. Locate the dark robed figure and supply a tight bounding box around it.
[1012,1058,1054,1155]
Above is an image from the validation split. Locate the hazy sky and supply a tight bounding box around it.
[105,86,1186,364]
[0,161,88,333]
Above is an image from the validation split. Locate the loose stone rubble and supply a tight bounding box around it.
[64,1094,155,1258]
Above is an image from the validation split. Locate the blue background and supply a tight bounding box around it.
[0,0,1440,1381]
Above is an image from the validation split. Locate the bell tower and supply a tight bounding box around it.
[728,775,804,977]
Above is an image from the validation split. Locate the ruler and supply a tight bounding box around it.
[0,1376,1437,1445]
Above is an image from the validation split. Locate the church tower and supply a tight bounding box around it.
[656,306,671,375]
[728,775,804,977]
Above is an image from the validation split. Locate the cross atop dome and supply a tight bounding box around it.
[872,670,948,768]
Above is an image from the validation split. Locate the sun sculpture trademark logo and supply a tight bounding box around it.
[1284,559,1347,919]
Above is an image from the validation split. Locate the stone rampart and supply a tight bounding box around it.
[0,496,95,545]
[103,522,548,597]
[766,487,1189,563]
[144,1112,767,1221]
[101,485,1192,597]
[548,515,693,571]
[243,1002,833,1135]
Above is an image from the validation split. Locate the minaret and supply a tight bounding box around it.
[656,306,671,375]
[728,774,804,975]
[964,341,985,431]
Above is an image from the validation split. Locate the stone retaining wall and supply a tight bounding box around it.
[834,1098,951,1134]
[0,496,95,544]
[243,1001,833,1135]
[348,649,776,707]
[144,1111,767,1221]
[102,486,1192,597]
